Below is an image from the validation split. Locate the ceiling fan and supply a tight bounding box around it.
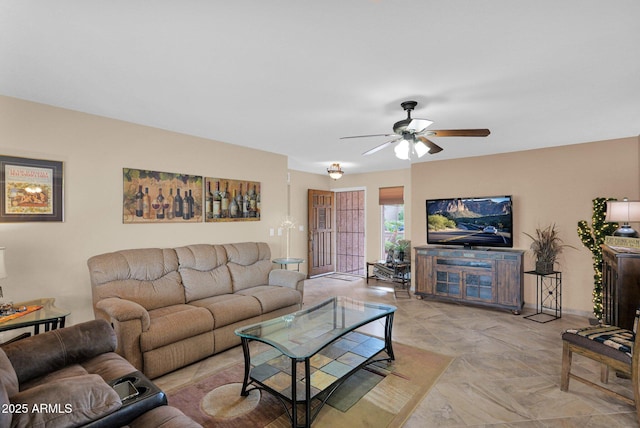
[341,101,490,159]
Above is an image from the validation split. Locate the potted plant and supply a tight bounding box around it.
[524,224,575,274]
[395,240,410,262]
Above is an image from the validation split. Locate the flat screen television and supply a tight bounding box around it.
[426,195,513,248]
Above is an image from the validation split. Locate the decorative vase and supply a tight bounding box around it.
[535,260,554,274]
[398,251,405,262]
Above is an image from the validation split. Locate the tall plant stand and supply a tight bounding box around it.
[524,270,562,323]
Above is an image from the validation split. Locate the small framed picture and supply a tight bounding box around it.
[0,155,64,222]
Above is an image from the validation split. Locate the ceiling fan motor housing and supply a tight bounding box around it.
[393,101,418,134]
[400,100,417,111]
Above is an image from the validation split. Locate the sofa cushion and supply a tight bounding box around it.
[175,244,232,301]
[236,285,302,313]
[190,294,262,329]
[224,242,272,292]
[88,248,185,311]
[10,374,121,428]
[140,305,214,352]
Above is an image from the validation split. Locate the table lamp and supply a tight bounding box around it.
[606,198,640,237]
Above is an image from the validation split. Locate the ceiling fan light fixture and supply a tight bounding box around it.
[327,163,344,180]
[394,140,410,160]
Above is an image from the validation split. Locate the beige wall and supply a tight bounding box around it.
[411,137,640,316]
[0,96,291,331]
[1,95,637,331]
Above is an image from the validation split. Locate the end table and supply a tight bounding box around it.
[0,298,70,342]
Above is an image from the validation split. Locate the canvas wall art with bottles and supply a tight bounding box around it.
[123,168,203,223]
[204,177,261,222]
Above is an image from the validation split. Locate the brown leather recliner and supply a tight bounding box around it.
[0,319,200,428]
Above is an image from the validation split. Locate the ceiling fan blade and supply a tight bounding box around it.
[418,136,443,154]
[340,133,396,140]
[362,138,401,156]
[429,129,491,137]
[405,118,433,133]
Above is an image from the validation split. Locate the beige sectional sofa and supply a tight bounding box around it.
[88,242,305,379]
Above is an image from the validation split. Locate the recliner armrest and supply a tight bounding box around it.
[96,297,151,331]
[95,298,150,372]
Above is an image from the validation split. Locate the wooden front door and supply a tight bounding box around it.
[308,189,335,277]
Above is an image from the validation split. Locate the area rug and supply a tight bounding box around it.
[166,342,452,427]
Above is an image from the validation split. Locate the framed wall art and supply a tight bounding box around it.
[204,177,261,222]
[123,168,203,223]
[0,155,64,222]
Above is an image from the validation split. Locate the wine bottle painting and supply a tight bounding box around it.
[123,168,203,223]
[204,177,261,222]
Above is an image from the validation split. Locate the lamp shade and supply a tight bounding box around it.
[606,199,640,237]
[0,248,7,279]
[605,200,640,223]
[394,140,410,160]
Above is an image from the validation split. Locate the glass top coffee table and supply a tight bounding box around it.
[235,296,396,428]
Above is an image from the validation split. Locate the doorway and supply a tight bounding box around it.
[335,190,365,276]
[307,189,335,277]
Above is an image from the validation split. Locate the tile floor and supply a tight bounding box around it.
[155,276,639,427]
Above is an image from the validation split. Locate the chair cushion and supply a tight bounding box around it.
[562,325,634,363]
[9,374,121,428]
[2,319,117,385]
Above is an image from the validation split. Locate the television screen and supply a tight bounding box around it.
[426,196,513,248]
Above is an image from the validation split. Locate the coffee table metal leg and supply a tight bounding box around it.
[240,338,251,396]
[305,358,311,427]
[291,357,297,427]
[385,313,395,360]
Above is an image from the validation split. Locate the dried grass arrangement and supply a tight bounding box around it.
[524,224,575,274]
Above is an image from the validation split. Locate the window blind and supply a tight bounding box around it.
[379,186,404,205]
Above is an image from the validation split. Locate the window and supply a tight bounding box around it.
[379,187,404,259]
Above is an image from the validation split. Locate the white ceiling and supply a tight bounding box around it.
[1,1,639,175]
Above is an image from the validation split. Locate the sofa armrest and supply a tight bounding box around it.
[2,319,117,385]
[96,297,151,331]
[268,269,306,299]
[95,298,150,372]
